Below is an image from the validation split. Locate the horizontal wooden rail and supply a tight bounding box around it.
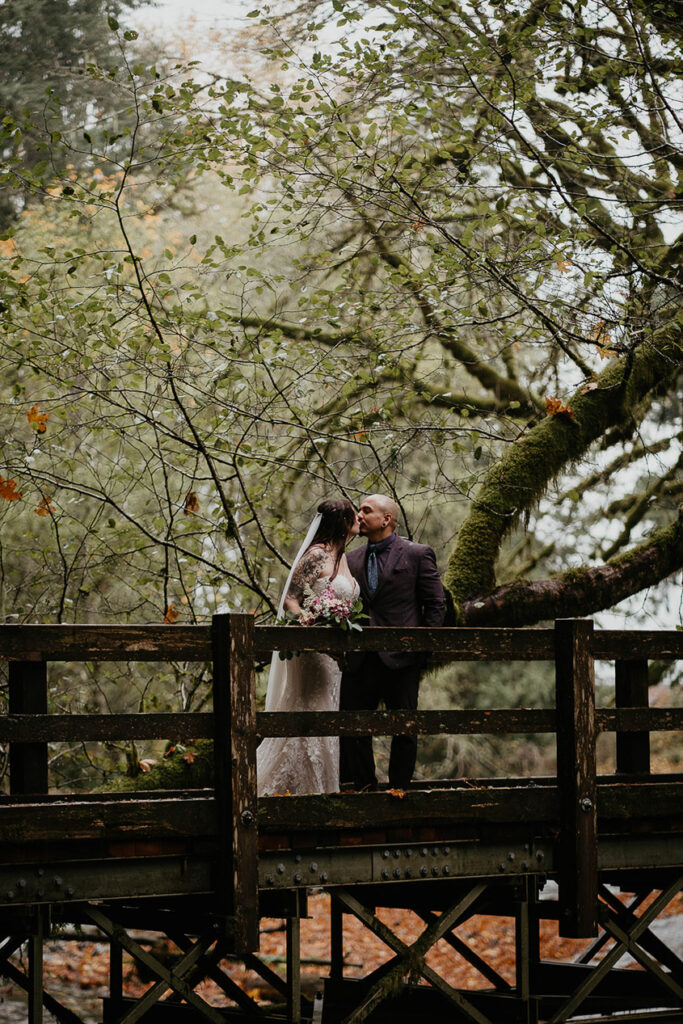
[0,625,681,662]
[1,708,679,745]
[0,713,214,743]
[256,707,682,738]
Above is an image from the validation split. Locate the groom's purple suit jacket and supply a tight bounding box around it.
[346,534,446,670]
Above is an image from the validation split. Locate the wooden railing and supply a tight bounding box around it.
[0,617,681,946]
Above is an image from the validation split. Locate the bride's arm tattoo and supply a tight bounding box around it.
[287,548,328,603]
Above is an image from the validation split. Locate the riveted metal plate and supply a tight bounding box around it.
[258,840,555,889]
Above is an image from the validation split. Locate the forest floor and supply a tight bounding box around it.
[1,889,682,1021]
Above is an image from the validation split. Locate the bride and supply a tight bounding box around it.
[257,498,360,796]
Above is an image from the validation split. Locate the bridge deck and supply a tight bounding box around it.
[0,618,681,1023]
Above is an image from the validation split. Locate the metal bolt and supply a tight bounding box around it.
[382,869,390,881]
[536,851,544,862]
[66,887,74,898]
[421,847,428,856]
[443,846,450,855]
[6,891,14,901]
[522,861,529,871]
[442,866,450,876]
[294,873,302,884]
[277,864,285,875]
[507,852,515,862]
[295,853,302,863]
[53,877,62,888]
[498,863,506,872]
[420,866,428,877]
[309,862,318,873]
[36,868,44,877]
[320,872,328,884]
[393,868,402,879]
[382,850,390,859]
[393,850,401,859]
[405,848,413,858]
[580,797,593,812]
[266,875,275,885]
[405,869,413,879]
[431,866,439,877]
[18,879,26,889]
[432,847,440,856]
[240,809,255,826]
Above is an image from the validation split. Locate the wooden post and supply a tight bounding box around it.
[287,913,302,1024]
[330,896,344,980]
[515,876,539,1023]
[28,908,44,1024]
[555,619,598,938]
[8,658,48,795]
[615,659,650,775]
[211,613,259,953]
[109,938,123,1009]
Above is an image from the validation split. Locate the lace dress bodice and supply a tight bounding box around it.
[257,572,359,796]
[310,573,360,600]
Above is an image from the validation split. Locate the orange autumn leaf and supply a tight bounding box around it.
[163,603,179,623]
[545,396,575,420]
[183,750,196,764]
[355,431,367,442]
[184,490,200,515]
[588,319,609,342]
[138,759,157,773]
[555,258,572,272]
[35,494,55,517]
[386,788,406,798]
[26,403,51,433]
[0,476,22,501]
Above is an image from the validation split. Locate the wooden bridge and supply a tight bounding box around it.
[0,617,681,1023]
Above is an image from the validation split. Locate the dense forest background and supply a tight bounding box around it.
[0,0,680,788]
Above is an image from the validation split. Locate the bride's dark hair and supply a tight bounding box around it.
[308,498,356,579]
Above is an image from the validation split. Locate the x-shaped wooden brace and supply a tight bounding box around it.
[416,909,511,992]
[84,905,225,1024]
[547,874,683,1024]
[0,932,86,1024]
[166,929,264,1017]
[334,884,496,1024]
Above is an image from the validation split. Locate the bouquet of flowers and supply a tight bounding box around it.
[298,583,363,632]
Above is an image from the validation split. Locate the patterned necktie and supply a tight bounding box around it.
[367,543,379,597]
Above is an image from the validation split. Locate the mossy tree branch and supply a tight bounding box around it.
[445,333,682,606]
[461,509,683,626]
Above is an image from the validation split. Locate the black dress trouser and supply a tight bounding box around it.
[339,653,421,790]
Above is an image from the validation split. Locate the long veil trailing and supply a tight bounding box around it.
[264,512,322,711]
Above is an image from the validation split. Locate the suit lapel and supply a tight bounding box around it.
[348,546,370,602]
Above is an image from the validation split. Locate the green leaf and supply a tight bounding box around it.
[107,15,120,30]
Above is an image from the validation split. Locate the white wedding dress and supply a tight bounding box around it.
[257,574,360,796]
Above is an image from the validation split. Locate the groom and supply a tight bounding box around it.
[340,494,446,790]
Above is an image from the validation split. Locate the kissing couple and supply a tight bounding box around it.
[257,495,446,796]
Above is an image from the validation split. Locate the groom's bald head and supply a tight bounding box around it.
[358,494,398,541]
[366,494,398,526]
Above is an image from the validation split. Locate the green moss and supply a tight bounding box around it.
[560,567,593,586]
[104,739,214,791]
